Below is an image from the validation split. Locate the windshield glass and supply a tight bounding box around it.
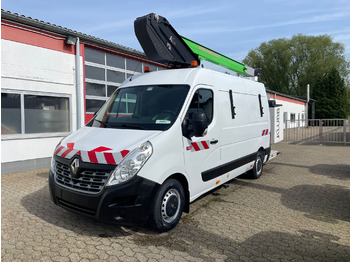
[90,85,190,131]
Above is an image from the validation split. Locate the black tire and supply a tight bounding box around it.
[150,179,185,232]
[249,151,264,179]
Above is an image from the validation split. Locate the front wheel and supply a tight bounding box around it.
[248,151,264,179]
[150,179,185,232]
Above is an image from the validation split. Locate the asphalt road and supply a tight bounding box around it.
[2,142,350,261]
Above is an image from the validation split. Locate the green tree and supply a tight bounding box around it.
[243,34,349,97]
[313,68,350,118]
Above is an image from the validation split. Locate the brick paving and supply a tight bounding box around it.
[2,142,350,261]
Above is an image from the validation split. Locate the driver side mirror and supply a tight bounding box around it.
[182,112,208,140]
[193,112,208,137]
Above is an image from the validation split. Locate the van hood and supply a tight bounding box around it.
[54,126,161,165]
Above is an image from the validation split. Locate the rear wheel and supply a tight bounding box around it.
[249,151,264,179]
[150,179,185,232]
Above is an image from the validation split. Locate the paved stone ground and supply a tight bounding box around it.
[2,142,350,262]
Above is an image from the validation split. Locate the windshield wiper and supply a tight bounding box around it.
[94,119,112,128]
[114,124,146,130]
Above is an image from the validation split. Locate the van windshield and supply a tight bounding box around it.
[90,85,190,131]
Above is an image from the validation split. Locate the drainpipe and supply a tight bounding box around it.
[75,37,81,130]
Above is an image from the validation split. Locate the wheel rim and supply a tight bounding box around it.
[256,156,263,176]
[161,188,181,223]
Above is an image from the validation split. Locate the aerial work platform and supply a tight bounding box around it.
[134,13,259,76]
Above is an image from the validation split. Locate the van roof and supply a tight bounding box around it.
[122,68,265,92]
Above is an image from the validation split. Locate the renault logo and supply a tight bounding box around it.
[70,158,80,176]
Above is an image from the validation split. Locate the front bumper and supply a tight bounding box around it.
[49,170,160,225]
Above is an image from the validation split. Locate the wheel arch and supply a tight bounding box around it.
[258,146,270,163]
[166,173,190,213]
[258,146,266,155]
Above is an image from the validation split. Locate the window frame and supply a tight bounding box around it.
[1,89,72,140]
[90,84,190,131]
[186,87,214,125]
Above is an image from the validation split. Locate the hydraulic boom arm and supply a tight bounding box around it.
[134,13,259,77]
[181,36,257,76]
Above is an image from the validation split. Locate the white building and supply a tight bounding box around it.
[266,89,308,129]
[1,10,165,174]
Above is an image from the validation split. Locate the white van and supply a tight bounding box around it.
[49,67,272,231]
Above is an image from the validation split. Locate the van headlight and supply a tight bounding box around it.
[107,141,153,186]
[50,156,56,174]
[50,138,65,174]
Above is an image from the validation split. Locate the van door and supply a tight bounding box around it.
[182,87,222,199]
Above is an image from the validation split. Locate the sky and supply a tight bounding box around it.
[2,0,350,68]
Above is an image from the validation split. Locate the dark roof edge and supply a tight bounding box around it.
[1,9,156,62]
[266,89,312,103]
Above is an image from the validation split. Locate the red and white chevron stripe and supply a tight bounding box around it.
[262,129,269,136]
[55,143,79,159]
[190,140,210,152]
[54,143,129,165]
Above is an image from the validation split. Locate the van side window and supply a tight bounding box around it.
[187,89,213,125]
[258,94,264,117]
[229,90,236,119]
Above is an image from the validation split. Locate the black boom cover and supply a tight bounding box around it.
[134,13,200,68]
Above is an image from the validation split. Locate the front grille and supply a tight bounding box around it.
[55,161,111,194]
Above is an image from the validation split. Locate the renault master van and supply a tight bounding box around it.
[49,67,272,231]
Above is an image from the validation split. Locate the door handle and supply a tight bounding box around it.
[210,139,219,144]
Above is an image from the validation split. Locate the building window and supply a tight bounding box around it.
[107,70,125,83]
[1,91,70,137]
[84,47,162,114]
[290,113,296,122]
[24,95,70,133]
[85,48,105,64]
[1,93,21,134]
[106,53,124,68]
[86,99,106,114]
[107,85,118,97]
[85,65,105,81]
[86,83,105,97]
[126,58,142,72]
